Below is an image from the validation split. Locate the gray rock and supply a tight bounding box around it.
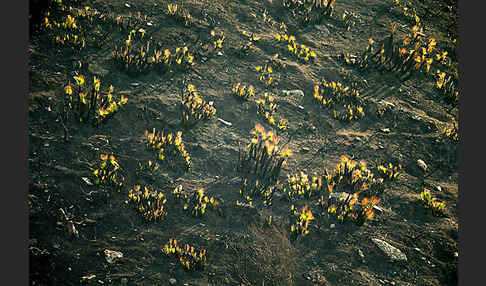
[371,238,407,262]
[104,249,123,264]
[169,278,177,285]
[282,89,304,97]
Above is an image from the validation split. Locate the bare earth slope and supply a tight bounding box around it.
[29,0,458,285]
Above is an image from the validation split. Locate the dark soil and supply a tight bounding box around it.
[29,0,458,285]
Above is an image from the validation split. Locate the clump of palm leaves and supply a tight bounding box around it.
[313,78,364,121]
[238,177,277,207]
[162,238,207,271]
[324,156,384,225]
[180,83,216,127]
[342,19,456,87]
[144,129,191,171]
[256,92,289,131]
[125,185,168,221]
[92,154,125,192]
[419,189,446,216]
[238,124,293,186]
[289,205,314,236]
[442,117,458,143]
[171,185,219,217]
[113,29,195,75]
[283,171,324,201]
[63,75,127,126]
[232,82,255,100]
[166,3,192,27]
[282,0,336,26]
[40,4,100,49]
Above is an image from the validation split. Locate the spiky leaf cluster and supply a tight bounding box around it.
[324,156,380,196]
[284,171,324,200]
[344,18,455,85]
[239,31,261,56]
[92,154,125,191]
[325,156,384,225]
[181,84,216,127]
[239,177,277,207]
[376,163,401,181]
[419,189,446,216]
[40,5,99,49]
[109,11,149,31]
[125,185,167,221]
[436,70,459,105]
[313,78,364,121]
[289,205,314,236]
[327,193,380,225]
[275,33,317,62]
[443,117,458,143]
[238,124,293,185]
[113,30,195,75]
[166,3,192,26]
[144,129,191,171]
[255,64,279,87]
[281,0,335,25]
[232,83,255,100]
[256,92,288,130]
[171,186,219,217]
[162,238,207,271]
[64,75,127,125]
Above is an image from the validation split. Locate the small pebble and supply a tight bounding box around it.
[417,159,428,172]
[301,147,310,153]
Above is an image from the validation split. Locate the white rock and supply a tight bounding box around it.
[104,249,123,264]
[81,177,93,186]
[417,159,428,172]
[371,238,407,262]
[169,278,177,285]
[217,118,232,126]
[381,128,391,133]
[373,205,383,214]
